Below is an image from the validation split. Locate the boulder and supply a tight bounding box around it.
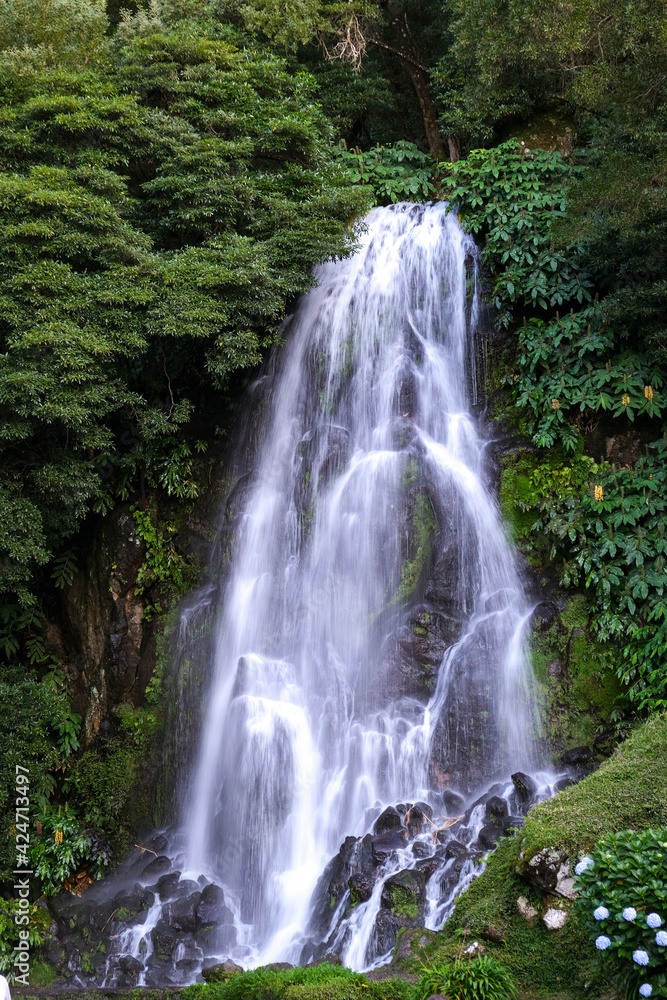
[380,868,427,920]
[477,824,504,850]
[523,848,575,898]
[442,790,465,814]
[511,771,538,806]
[263,963,294,971]
[405,802,432,837]
[153,872,181,899]
[412,841,431,859]
[560,746,593,766]
[373,909,401,955]
[163,891,201,933]
[516,896,538,923]
[349,871,375,905]
[119,955,143,975]
[372,832,407,864]
[202,960,244,982]
[543,907,568,931]
[141,855,172,879]
[311,953,342,967]
[485,796,508,825]
[113,886,155,924]
[373,807,403,836]
[198,882,227,925]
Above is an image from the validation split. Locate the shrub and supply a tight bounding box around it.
[574,828,667,999]
[414,955,518,1000]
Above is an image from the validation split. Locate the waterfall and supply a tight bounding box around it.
[77,201,548,989]
[178,202,539,968]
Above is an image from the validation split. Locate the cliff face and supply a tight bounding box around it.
[56,507,154,741]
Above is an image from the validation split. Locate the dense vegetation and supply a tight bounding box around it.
[0,0,666,994]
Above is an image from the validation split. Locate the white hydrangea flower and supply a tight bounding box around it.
[647,913,663,929]
[623,906,638,921]
[633,949,650,966]
[595,935,611,950]
[656,930,667,947]
[639,985,652,998]
[594,906,609,921]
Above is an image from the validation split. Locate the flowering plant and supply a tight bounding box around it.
[574,828,667,999]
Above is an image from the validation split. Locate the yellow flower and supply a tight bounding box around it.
[551,398,560,410]
[55,828,64,845]
[621,393,631,406]
[594,485,604,501]
[645,385,654,401]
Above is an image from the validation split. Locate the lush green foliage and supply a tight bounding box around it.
[0,5,367,611]
[335,141,437,204]
[414,956,518,1000]
[186,963,412,1000]
[447,141,588,328]
[575,828,667,999]
[28,802,111,895]
[0,898,49,981]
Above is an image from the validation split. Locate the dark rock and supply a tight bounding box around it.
[477,825,504,850]
[113,886,155,924]
[263,962,294,971]
[349,870,375,905]
[141,855,172,879]
[485,796,508,825]
[442,790,465,814]
[412,841,431,858]
[482,924,506,943]
[511,771,538,804]
[119,955,143,975]
[151,920,181,962]
[414,856,441,880]
[373,807,403,835]
[150,835,169,854]
[196,921,237,952]
[202,960,244,982]
[554,775,577,792]
[176,959,200,973]
[311,953,342,967]
[444,840,470,862]
[406,803,431,836]
[466,783,506,819]
[372,831,407,864]
[153,872,182,899]
[373,909,400,955]
[380,867,427,919]
[164,891,201,933]
[561,746,593,766]
[198,883,227,925]
[504,816,524,834]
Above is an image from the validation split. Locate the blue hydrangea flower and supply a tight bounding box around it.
[594,906,609,921]
[595,935,611,950]
[633,950,650,966]
[623,906,638,921]
[656,930,667,947]
[575,856,594,875]
[647,913,663,929]
[639,985,652,998]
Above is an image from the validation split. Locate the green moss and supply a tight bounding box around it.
[418,844,613,999]
[393,492,437,603]
[28,960,58,987]
[520,714,667,860]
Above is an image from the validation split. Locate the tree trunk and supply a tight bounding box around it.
[447,135,461,163]
[404,61,447,162]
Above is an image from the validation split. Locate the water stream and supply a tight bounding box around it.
[84,202,547,987]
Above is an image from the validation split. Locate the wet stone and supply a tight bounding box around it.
[119,955,143,975]
[373,806,403,835]
[442,790,465,814]
[485,796,508,825]
[372,831,407,864]
[153,872,182,899]
[141,854,172,879]
[412,841,431,859]
[202,960,244,982]
[349,871,375,904]
[373,909,400,955]
[164,891,202,933]
[477,824,504,850]
[113,886,155,924]
[198,882,227,925]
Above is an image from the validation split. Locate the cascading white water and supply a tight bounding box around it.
[176,202,539,971]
